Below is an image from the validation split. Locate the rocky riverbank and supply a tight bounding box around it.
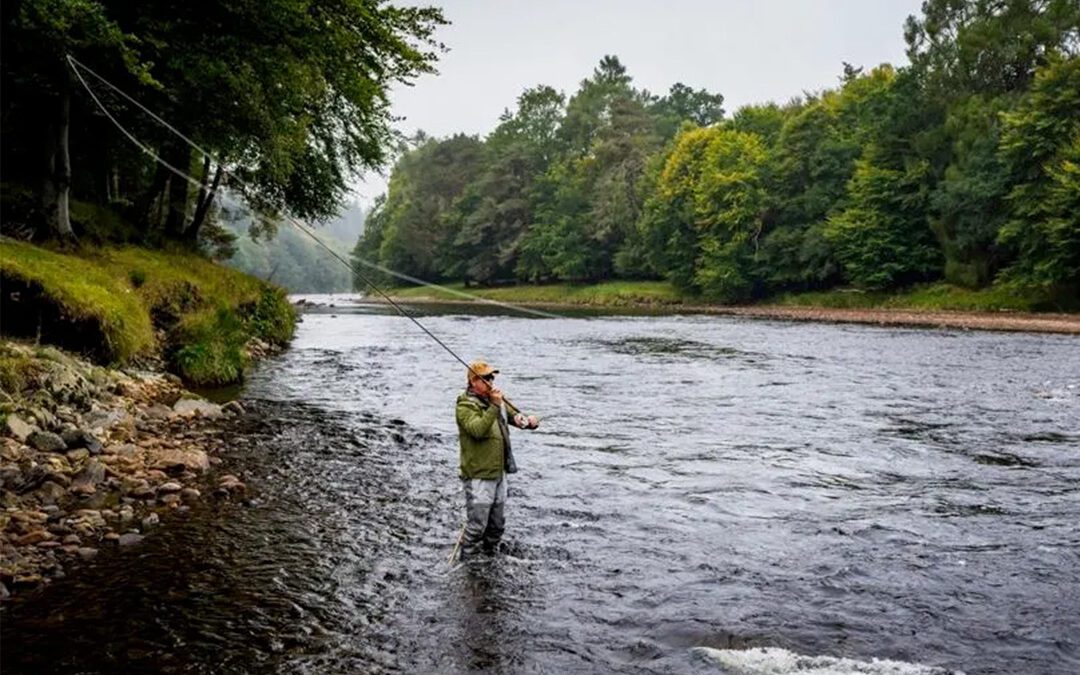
[0,341,253,599]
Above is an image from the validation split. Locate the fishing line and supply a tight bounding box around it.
[66,54,561,386]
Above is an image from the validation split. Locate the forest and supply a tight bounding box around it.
[353,0,1079,304]
[1,0,442,254]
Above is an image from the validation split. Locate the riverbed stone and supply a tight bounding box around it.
[11,466,49,495]
[27,431,66,453]
[29,407,58,432]
[130,485,155,499]
[222,400,245,416]
[61,429,103,455]
[15,530,53,546]
[144,403,173,420]
[73,460,106,489]
[141,513,159,529]
[77,547,98,560]
[180,487,201,502]
[5,415,36,442]
[66,448,90,463]
[37,481,67,504]
[149,448,209,473]
[110,443,138,458]
[157,481,182,494]
[83,409,131,433]
[117,532,144,547]
[159,494,181,507]
[173,399,223,419]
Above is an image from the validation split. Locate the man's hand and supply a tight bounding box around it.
[489,388,504,406]
[527,415,539,429]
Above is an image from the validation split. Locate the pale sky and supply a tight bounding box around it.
[351,0,924,204]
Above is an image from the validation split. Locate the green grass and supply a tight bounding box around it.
[0,240,155,361]
[0,241,295,385]
[773,282,1063,312]
[0,343,42,396]
[390,280,683,306]
[389,278,1073,314]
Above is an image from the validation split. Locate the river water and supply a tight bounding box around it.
[3,297,1079,674]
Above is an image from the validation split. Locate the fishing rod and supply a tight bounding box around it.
[66,54,542,414]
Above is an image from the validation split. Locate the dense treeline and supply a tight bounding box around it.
[354,0,1079,303]
[1,0,443,248]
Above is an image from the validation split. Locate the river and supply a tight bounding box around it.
[3,297,1078,674]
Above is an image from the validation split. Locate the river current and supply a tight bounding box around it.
[3,297,1078,674]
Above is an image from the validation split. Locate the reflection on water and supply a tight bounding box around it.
[3,301,1079,674]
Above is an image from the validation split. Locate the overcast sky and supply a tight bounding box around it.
[351,0,925,205]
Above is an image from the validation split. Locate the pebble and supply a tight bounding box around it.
[222,400,245,416]
[4,415,35,442]
[27,431,67,452]
[117,533,144,547]
[130,485,155,499]
[0,343,244,596]
[180,488,201,502]
[77,547,98,560]
[16,530,53,546]
[66,448,91,462]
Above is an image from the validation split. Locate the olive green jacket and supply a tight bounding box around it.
[456,391,525,479]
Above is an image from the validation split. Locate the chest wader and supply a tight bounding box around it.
[460,402,517,558]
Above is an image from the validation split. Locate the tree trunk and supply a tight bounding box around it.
[40,89,74,241]
[135,163,169,228]
[164,144,191,237]
[185,163,224,243]
[191,155,211,218]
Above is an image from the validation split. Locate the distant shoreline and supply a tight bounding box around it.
[350,295,1080,335]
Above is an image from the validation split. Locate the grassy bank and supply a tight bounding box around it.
[389,280,682,306]
[387,280,1073,313]
[0,240,295,385]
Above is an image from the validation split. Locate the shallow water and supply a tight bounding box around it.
[4,299,1079,673]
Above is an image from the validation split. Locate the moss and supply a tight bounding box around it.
[0,241,296,386]
[0,347,40,396]
[173,307,248,385]
[69,200,142,244]
[248,286,297,345]
[0,240,154,362]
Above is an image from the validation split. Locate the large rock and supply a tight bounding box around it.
[37,481,68,505]
[222,400,245,416]
[148,448,209,473]
[82,409,132,433]
[143,404,173,420]
[73,460,106,490]
[27,431,67,453]
[61,429,103,455]
[39,362,96,407]
[172,399,223,419]
[4,415,36,442]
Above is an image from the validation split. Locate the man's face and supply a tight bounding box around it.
[473,373,495,394]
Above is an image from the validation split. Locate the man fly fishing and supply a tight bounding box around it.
[455,360,539,561]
